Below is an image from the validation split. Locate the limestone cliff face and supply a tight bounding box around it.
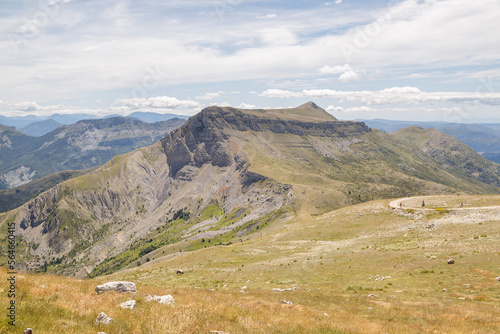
[161,108,233,176]
[19,186,60,230]
[161,106,371,176]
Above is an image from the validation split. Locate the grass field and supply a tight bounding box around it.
[2,195,499,333]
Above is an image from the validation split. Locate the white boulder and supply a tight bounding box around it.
[95,281,137,294]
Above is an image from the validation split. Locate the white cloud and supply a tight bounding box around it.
[318,64,353,75]
[338,70,360,82]
[260,28,297,46]
[319,64,363,82]
[0,101,106,117]
[1,0,500,120]
[259,89,304,99]
[0,101,65,114]
[238,103,258,109]
[257,14,277,19]
[335,0,343,4]
[196,92,223,100]
[326,105,344,113]
[328,106,372,113]
[112,96,201,115]
[380,87,421,94]
[261,87,500,106]
[48,0,74,4]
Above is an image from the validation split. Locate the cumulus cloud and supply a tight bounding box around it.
[0,101,105,117]
[319,64,362,82]
[261,87,500,106]
[238,103,258,109]
[318,64,352,75]
[1,101,63,113]
[2,0,500,119]
[339,70,360,82]
[113,96,201,115]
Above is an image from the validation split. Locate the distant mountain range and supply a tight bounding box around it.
[360,119,500,164]
[0,112,189,136]
[18,119,63,137]
[0,117,185,189]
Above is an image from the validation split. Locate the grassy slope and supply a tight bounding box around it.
[235,101,337,122]
[392,126,500,188]
[236,128,499,217]
[3,194,499,333]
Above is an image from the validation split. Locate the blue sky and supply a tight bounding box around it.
[1,0,500,122]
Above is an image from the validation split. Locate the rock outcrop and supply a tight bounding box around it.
[95,313,113,325]
[118,300,136,309]
[146,295,175,305]
[95,281,137,294]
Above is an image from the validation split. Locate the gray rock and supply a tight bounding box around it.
[279,300,293,305]
[95,312,113,325]
[95,281,136,294]
[118,300,136,309]
[495,277,500,281]
[447,259,455,264]
[146,294,175,305]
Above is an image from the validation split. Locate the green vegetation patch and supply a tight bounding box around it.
[88,209,192,278]
[197,200,224,222]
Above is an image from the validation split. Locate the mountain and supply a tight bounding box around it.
[0,113,99,129]
[0,114,42,129]
[0,117,185,189]
[0,112,189,131]
[361,118,500,164]
[2,102,500,279]
[47,113,99,125]
[18,119,63,136]
[127,111,190,123]
[0,169,95,213]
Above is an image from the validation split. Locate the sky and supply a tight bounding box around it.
[1,0,500,122]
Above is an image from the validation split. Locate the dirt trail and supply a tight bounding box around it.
[389,196,500,212]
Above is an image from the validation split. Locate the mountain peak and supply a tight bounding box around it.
[299,101,319,109]
[213,102,336,123]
